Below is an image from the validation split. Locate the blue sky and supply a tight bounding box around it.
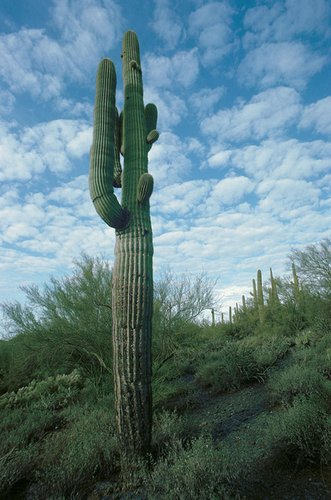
[0,0,331,318]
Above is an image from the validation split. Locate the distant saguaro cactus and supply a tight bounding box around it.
[269,267,280,305]
[89,31,159,457]
[257,269,264,324]
[252,278,258,308]
[229,305,232,324]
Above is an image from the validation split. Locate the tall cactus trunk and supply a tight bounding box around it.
[211,308,215,327]
[257,269,264,324]
[252,278,258,308]
[112,205,153,456]
[89,31,159,458]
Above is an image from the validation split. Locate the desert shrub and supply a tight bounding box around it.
[0,369,83,410]
[0,403,65,497]
[243,335,291,369]
[269,395,328,460]
[152,410,185,455]
[0,339,10,393]
[268,364,329,406]
[321,416,331,464]
[292,330,331,378]
[35,406,117,498]
[294,328,318,348]
[147,435,233,499]
[196,341,260,392]
[0,441,43,496]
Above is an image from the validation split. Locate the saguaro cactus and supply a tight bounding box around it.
[257,269,265,324]
[269,267,279,305]
[89,31,159,456]
[252,278,258,308]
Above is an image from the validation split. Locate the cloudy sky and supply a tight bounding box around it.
[0,0,330,319]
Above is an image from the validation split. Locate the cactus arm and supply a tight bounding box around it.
[145,103,159,149]
[119,110,125,156]
[89,59,129,229]
[137,173,154,203]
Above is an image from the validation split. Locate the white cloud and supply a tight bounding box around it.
[0,90,15,115]
[212,176,255,205]
[207,139,331,181]
[257,178,320,216]
[299,96,331,136]
[0,29,64,99]
[0,119,91,181]
[144,49,199,89]
[149,132,196,187]
[55,97,93,118]
[238,140,331,181]
[244,0,331,47]
[188,1,237,65]
[153,180,211,216]
[189,86,225,118]
[144,87,187,130]
[238,42,326,89]
[0,173,117,304]
[201,86,301,142]
[0,0,123,101]
[150,0,183,49]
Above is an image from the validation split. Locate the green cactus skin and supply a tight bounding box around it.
[257,269,264,324]
[211,308,215,327]
[89,31,159,456]
[229,306,232,324]
[242,295,246,310]
[269,267,280,304]
[252,278,258,307]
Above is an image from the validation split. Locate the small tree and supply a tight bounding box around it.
[289,240,331,297]
[153,270,216,360]
[154,270,216,331]
[0,255,113,390]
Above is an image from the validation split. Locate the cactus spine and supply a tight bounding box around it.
[89,31,159,456]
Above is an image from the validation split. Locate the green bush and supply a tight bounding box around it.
[147,436,232,499]
[268,364,329,406]
[293,331,331,378]
[196,341,259,392]
[242,335,291,369]
[0,369,83,410]
[152,410,185,455]
[321,416,331,464]
[36,406,117,498]
[0,441,43,495]
[269,395,328,460]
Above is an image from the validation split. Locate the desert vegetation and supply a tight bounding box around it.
[0,241,331,499]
